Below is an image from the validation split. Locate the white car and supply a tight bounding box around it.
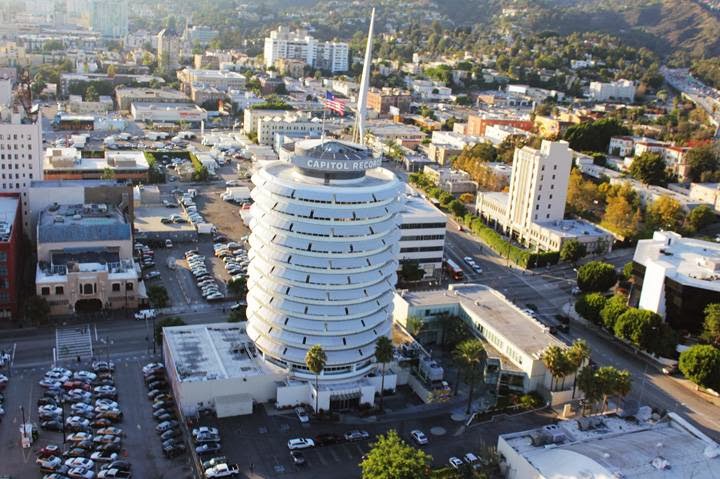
[287,438,315,450]
[295,407,309,423]
[463,452,481,468]
[65,457,95,469]
[449,456,464,469]
[39,405,63,416]
[410,430,428,445]
[95,399,119,409]
[68,467,96,479]
[192,426,219,438]
[70,403,94,415]
[73,371,97,381]
[463,256,475,265]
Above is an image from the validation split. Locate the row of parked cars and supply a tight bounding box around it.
[185,250,225,301]
[35,362,133,479]
[213,241,248,283]
[142,362,185,459]
[0,372,8,419]
[135,243,156,271]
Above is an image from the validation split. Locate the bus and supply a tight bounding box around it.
[444,259,464,281]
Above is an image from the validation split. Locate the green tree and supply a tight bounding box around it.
[154,316,185,345]
[147,285,169,308]
[227,276,247,297]
[26,295,51,324]
[305,345,327,413]
[685,145,719,182]
[600,294,629,331]
[101,167,115,180]
[374,336,394,411]
[567,339,591,399]
[559,239,587,264]
[84,84,99,102]
[701,304,720,346]
[405,316,424,338]
[678,344,720,390]
[622,261,634,281]
[578,366,632,413]
[613,308,662,351]
[447,199,466,217]
[685,205,715,233]
[646,196,685,232]
[360,430,431,479]
[442,315,470,349]
[563,118,630,152]
[577,261,617,293]
[601,194,642,240]
[228,307,246,323]
[574,293,607,325]
[453,339,487,414]
[629,152,668,186]
[399,262,425,283]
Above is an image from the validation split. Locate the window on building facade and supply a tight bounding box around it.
[55,286,64,295]
[112,283,120,292]
[41,286,50,296]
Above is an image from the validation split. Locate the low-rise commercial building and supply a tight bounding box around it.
[398,187,447,277]
[35,203,140,315]
[130,102,208,125]
[467,113,533,137]
[115,87,189,111]
[393,284,572,395]
[632,231,720,332]
[423,166,477,195]
[43,148,149,182]
[499,412,720,479]
[0,195,20,320]
[257,113,322,146]
[177,68,246,95]
[243,108,295,134]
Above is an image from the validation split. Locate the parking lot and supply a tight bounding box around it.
[0,357,191,478]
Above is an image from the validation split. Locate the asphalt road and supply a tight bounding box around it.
[443,222,720,439]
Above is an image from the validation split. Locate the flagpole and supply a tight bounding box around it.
[321,100,326,145]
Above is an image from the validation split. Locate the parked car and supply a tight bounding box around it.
[290,451,306,466]
[344,430,370,442]
[287,438,315,450]
[195,442,222,455]
[410,430,428,445]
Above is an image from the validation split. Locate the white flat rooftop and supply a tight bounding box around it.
[164,323,277,383]
[634,231,720,292]
[398,284,565,357]
[400,186,447,221]
[502,413,720,479]
[535,219,611,238]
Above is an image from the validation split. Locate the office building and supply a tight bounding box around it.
[398,187,447,277]
[422,166,477,195]
[632,231,720,333]
[177,69,246,95]
[263,27,349,73]
[476,141,613,253]
[243,108,295,134]
[498,412,720,479]
[0,194,20,320]
[256,113,322,146]
[0,100,44,232]
[393,284,573,396]
[35,203,140,316]
[588,79,636,102]
[366,88,412,114]
[89,0,128,39]
[130,103,207,125]
[43,148,149,182]
[247,139,404,392]
[185,26,219,46]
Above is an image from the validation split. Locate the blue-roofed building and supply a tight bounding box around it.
[35,203,141,315]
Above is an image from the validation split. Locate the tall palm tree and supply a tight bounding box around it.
[406,316,424,339]
[374,336,394,411]
[567,340,591,398]
[453,339,487,415]
[305,345,327,414]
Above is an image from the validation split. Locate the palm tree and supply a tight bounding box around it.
[541,345,569,392]
[567,340,591,398]
[406,316,424,339]
[305,345,327,414]
[453,339,487,415]
[374,336,394,411]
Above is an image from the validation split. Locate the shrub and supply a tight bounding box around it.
[577,261,617,292]
[600,294,629,330]
[575,293,607,325]
[679,344,720,390]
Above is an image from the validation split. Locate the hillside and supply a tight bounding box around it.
[519,0,720,62]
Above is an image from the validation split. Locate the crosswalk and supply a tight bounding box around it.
[55,325,93,361]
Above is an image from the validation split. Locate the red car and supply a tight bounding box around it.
[63,380,91,392]
[38,444,61,458]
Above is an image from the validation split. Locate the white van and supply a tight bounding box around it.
[134,309,157,320]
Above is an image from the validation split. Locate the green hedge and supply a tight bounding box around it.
[464,215,559,269]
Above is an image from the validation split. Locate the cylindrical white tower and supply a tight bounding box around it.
[246,139,404,383]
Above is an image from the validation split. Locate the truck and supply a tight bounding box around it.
[204,463,240,478]
[98,468,132,478]
[134,309,157,321]
[196,223,216,235]
[221,187,251,203]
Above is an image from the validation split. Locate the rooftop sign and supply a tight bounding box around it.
[291,156,382,172]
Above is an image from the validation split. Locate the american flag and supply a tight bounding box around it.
[323,91,345,116]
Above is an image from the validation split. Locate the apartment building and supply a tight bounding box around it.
[157,29,181,71]
[366,88,412,114]
[588,79,636,102]
[399,187,447,277]
[89,0,128,39]
[35,203,139,316]
[263,27,348,73]
[422,166,477,195]
[0,194,20,320]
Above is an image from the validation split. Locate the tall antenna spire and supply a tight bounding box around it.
[353,7,375,146]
